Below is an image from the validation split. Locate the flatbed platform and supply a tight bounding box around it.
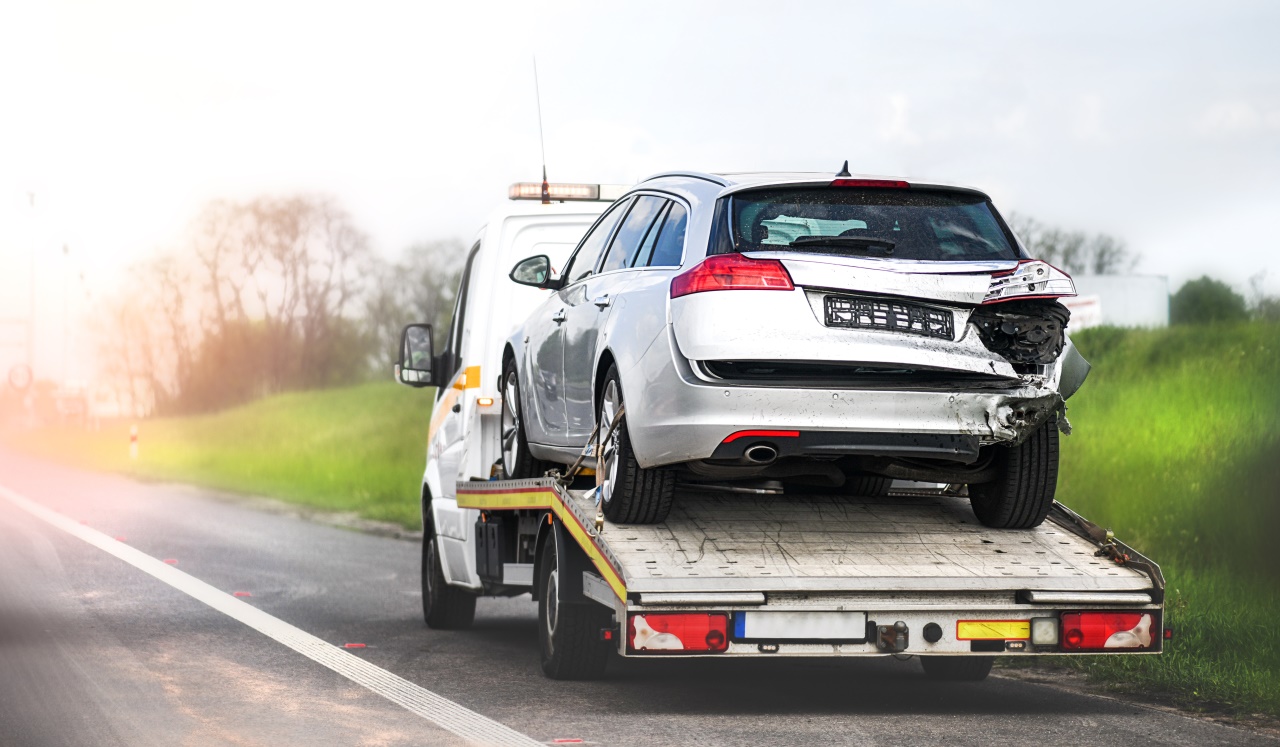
[456,478,1159,602]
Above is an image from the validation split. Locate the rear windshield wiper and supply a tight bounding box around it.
[788,236,897,253]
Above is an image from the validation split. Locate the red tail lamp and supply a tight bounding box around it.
[670,254,794,298]
[627,613,729,654]
[1060,612,1155,651]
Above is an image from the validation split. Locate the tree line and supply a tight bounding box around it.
[97,195,464,415]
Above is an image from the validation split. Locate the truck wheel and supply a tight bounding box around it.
[598,365,675,524]
[422,532,476,629]
[537,537,610,680]
[920,656,993,681]
[501,359,550,480]
[845,474,893,497]
[968,421,1058,529]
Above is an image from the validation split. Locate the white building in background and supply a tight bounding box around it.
[1063,275,1169,329]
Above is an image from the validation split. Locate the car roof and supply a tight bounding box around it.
[640,171,991,200]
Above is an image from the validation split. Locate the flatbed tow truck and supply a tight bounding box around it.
[396,180,1166,681]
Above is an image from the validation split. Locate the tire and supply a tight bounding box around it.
[845,474,893,497]
[968,420,1059,529]
[537,537,610,680]
[501,358,550,480]
[920,656,994,681]
[421,531,476,629]
[598,365,676,524]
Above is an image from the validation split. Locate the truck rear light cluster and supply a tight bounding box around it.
[627,613,729,654]
[670,254,794,298]
[1060,611,1155,650]
[983,260,1076,304]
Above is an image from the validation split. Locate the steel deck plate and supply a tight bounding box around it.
[457,479,1153,597]
[573,489,1152,594]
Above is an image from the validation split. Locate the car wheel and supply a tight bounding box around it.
[537,536,610,680]
[920,656,993,681]
[968,420,1059,529]
[598,365,675,524]
[422,531,476,629]
[501,359,550,480]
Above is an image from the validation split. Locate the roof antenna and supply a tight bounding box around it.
[534,56,550,204]
[836,160,851,177]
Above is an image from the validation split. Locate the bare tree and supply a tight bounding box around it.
[1005,213,1139,275]
[364,239,466,370]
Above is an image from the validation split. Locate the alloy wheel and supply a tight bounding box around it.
[599,379,623,508]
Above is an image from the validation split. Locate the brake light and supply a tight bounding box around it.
[1060,611,1155,650]
[983,260,1076,304]
[830,178,910,188]
[670,254,794,298]
[627,613,729,654]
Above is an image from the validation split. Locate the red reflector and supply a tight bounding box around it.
[1164,627,1173,640]
[670,254,794,298]
[1060,611,1154,650]
[830,178,909,188]
[628,613,729,654]
[721,429,800,444]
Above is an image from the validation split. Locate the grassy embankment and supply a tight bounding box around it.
[1046,322,1280,717]
[6,323,1279,716]
[8,381,435,528]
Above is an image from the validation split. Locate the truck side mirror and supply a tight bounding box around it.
[510,254,560,289]
[396,323,435,388]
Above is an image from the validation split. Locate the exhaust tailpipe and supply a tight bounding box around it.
[744,444,779,465]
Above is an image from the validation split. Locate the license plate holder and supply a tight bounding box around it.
[824,294,954,340]
[734,611,869,641]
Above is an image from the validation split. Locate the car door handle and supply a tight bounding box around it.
[592,294,611,309]
[552,309,567,323]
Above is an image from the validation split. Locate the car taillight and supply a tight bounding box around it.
[1060,611,1155,650]
[983,260,1076,304]
[670,254,794,298]
[627,613,729,654]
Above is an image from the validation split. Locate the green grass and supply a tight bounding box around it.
[8,323,1280,717]
[7,382,434,528]
[1046,322,1280,716]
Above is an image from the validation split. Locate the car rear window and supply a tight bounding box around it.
[723,187,1019,262]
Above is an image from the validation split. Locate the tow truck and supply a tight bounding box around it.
[395,180,1167,681]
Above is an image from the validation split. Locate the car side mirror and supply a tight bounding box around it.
[510,254,560,289]
[396,323,435,388]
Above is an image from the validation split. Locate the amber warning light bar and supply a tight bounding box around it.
[509,182,631,202]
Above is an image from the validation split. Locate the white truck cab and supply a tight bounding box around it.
[397,182,627,592]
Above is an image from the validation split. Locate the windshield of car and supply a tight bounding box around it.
[726,187,1019,262]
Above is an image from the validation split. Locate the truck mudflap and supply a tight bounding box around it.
[457,478,1165,659]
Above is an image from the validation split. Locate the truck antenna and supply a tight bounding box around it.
[534,56,550,204]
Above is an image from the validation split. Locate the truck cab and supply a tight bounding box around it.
[397,182,627,593]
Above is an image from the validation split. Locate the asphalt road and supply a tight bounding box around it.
[0,448,1272,747]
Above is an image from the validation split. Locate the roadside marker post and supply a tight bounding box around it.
[129,424,138,461]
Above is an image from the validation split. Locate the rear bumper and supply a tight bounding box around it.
[625,327,1063,468]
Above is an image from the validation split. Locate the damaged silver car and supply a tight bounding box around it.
[503,169,1089,528]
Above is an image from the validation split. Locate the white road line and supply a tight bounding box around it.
[0,484,543,747]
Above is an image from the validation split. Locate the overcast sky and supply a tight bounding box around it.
[1,0,1277,377]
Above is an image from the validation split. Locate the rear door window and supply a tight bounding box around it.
[563,198,631,284]
[600,195,665,273]
[644,202,688,267]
